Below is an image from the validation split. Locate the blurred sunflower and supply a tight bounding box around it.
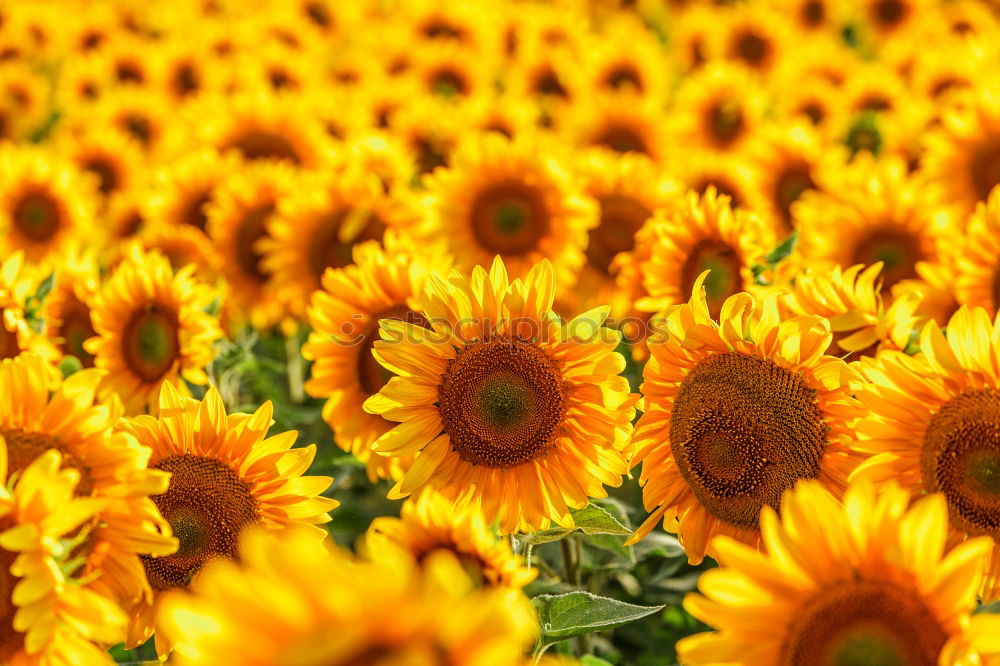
[634,188,775,320]
[206,160,295,331]
[158,528,537,666]
[43,250,101,366]
[0,145,98,266]
[671,62,767,155]
[676,151,762,213]
[677,480,1000,665]
[0,352,175,620]
[261,170,401,317]
[794,153,949,295]
[187,91,336,168]
[57,126,145,203]
[425,133,596,287]
[568,91,670,163]
[893,255,962,327]
[0,448,128,664]
[121,384,338,655]
[585,17,667,99]
[570,152,678,318]
[364,258,636,533]
[709,5,793,75]
[85,245,221,414]
[364,489,536,589]
[854,306,1000,601]
[303,232,444,482]
[81,87,173,156]
[922,86,1000,218]
[744,122,824,234]
[627,275,865,563]
[0,62,49,142]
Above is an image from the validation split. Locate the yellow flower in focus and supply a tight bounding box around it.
[85,245,221,414]
[627,275,866,563]
[364,258,636,533]
[677,480,999,666]
[158,528,538,666]
[854,306,1000,601]
[120,384,338,654]
[364,489,536,589]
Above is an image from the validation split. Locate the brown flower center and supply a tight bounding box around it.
[308,209,386,282]
[470,180,549,256]
[922,389,1000,539]
[172,62,200,97]
[593,123,649,156]
[849,227,924,291]
[708,98,744,147]
[670,352,826,530]
[587,195,652,275]
[12,189,61,242]
[679,238,743,319]
[437,337,567,468]
[141,454,259,591]
[731,30,769,68]
[55,294,96,367]
[971,138,1000,203]
[773,163,815,232]
[182,190,212,231]
[225,129,301,164]
[122,304,180,383]
[781,581,947,666]
[235,203,275,283]
[1,429,93,494]
[603,65,643,92]
[873,0,906,28]
[81,156,119,196]
[801,0,825,26]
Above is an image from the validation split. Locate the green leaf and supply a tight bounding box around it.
[534,591,664,647]
[763,231,797,265]
[581,656,615,666]
[525,503,633,545]
[34,271,55,302]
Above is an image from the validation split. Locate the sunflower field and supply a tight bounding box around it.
[3,0,1000,664]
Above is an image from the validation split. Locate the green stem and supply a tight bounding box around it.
[561,538,578,586]
[525,543,534,569]
[286,331,305,404]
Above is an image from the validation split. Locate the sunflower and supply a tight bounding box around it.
[772,75,849,140]
[158,527,537,666]
[894,255,962,327]
[186,90,336,169]
[744,122,824,234]
[779,262,923,360]
[922,86,1000,218]
[304,233,443,482]
[626,275,866,563]
[206,160,296,331]
[121,383,338,654]
[363,258,635,534]
[569,151,679,319]
[957,188,1000,313]
[670,62,767,155]
[0,144,98,266]
[566,91,670,163]
[676,479,1000,665]
[85,245,221,415]
[708,5,793,75]
[634,188,776,320]
[670,5,718,72]
[505,44,587,128]
[770,0,846,34]
[0,448,128,664]
[676,150,762,213]
[386,94,464,177]
[144,147,242,236]
[94,34,157,89]
[261,170,405,318]
[585,16,667,100]
[76,87,173,156]
[55,53,111,108]
[154,35,227,103]
[856,0,932,42]
[424,133,596,287]
[0,62,50,142]
[137,222,220,279]
[853,306,1000,601]
[56,126,146,203]
[793,153,950,295]
[0,352,176,623]
[410,41,494,100]
[42,250,101,367]
[364,489,536,589]
[104,190,148,248]
[457,92,537,143]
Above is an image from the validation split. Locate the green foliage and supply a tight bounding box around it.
[533,591,664,651]
[752,232,798,286]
